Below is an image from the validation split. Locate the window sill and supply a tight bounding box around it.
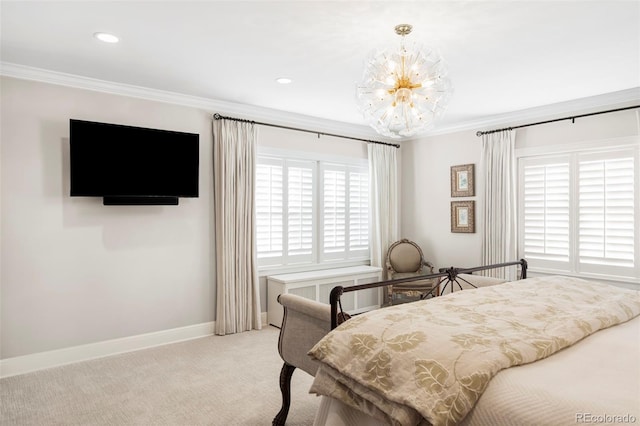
[258,259,371,278]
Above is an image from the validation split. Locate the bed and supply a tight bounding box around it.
[273,260,640,426]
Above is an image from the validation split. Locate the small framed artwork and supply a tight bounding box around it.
[450,164,475,197]
[451,201,475,233]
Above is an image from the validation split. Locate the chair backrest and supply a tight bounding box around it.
[386,239,425,273]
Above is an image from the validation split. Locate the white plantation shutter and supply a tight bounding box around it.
[256,159,283,260]
[349,168,369,252]
[256,158,315,266]
[519,147,637,280]
[257,154,368,268]
[321,163,370,260]
[579,153,634,269]
[522,160,570,264]
[286,161,315,261]
[322,166,346,255]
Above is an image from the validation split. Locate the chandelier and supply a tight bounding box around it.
[356,24,452,139]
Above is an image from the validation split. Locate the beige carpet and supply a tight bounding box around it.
[1,326,319,425]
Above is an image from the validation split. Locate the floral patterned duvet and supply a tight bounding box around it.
[308,276,640,426]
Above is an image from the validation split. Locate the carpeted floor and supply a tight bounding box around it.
[1,326,319,425]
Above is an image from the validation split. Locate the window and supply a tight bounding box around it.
[519,147,638,280]
[320,163,369,261]
[256,153,369,269]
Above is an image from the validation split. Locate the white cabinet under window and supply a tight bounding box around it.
[267,266,383,327]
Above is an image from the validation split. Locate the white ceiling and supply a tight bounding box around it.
[1,1,639,138]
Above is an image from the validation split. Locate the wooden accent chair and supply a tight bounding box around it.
[385,239,438,304]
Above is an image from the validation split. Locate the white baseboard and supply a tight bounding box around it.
[1,313,270,378]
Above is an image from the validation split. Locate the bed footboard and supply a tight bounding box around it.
[273,259,528,424]
[330,259,528,328]
[273,293,332,426]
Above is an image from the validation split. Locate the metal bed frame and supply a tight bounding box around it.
[329,259,528,329]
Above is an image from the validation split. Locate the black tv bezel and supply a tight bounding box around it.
[69,119,199,205]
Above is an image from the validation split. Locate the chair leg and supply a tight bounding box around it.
[272,362,296,426]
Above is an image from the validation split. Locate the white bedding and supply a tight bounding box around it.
[313,314,640,426]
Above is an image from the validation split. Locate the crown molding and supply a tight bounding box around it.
[0,62,383,141]
[2,62,638,142]
[422,87,640,138]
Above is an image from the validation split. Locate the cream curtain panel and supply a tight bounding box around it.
[481,130,517,279]
[212,119,261,335]
[368,144,399,279]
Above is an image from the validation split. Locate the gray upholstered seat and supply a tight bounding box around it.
[385,239,437,304]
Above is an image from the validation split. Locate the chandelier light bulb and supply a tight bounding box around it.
[395,88,412,104]
[356,23,453,138]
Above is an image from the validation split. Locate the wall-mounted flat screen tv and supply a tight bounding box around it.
[70,119,199,205]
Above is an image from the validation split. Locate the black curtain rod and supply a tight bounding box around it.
[476,105,640,137]
[212,113,400,148]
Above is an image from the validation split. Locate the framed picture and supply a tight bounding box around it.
[450,164,475,197]
[451,201,475,233]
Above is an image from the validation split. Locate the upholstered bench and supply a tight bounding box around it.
[272,294,331,425]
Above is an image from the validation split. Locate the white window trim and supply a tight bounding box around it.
[258,146,368,168]
[517,136,640,285]
[516,135,639,158]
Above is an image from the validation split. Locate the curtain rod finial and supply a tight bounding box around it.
[476,131,483,137]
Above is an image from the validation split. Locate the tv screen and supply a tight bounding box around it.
[70,119,199,204]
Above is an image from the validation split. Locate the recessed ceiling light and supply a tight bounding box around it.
[94,32,119,43]
[276,77,292,84]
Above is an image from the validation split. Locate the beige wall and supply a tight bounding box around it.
[1,77,215,358]
[0,77,371,359]
[401,130,482,269]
